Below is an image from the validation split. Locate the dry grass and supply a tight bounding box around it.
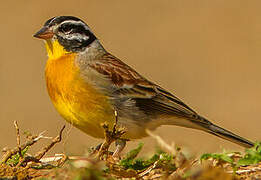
[0,121,260,180]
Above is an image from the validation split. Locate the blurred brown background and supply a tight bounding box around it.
[1,0,260,156]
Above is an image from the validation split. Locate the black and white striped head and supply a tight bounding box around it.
[34,16,97,52]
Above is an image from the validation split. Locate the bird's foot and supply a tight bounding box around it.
[98,122,126,160]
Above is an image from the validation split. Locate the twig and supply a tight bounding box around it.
[146,129,177,156]
[106,162,138,178]
[14,121,25,167]
[227,166,261,174]
[169,158,199,179]
[16,125,65,167]
[34,125,65,160]
[112,110,118,134]
[39,153,68,167]
[138,160,159,178]
[1,132,45,163]
[14,121,21,157]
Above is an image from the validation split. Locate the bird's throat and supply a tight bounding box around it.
[45,39,70,60]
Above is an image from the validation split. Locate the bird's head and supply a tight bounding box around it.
[34,16,97,59]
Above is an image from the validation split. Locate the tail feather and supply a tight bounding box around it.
[196,116,254,148]
[208,123,254,148]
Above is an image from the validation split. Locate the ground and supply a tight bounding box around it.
[0,121,260,180]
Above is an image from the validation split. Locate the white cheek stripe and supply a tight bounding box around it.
[65,33,89,41]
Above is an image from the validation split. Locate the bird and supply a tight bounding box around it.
[34,16,254,154]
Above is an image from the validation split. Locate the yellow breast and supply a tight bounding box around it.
[44,40,114,138]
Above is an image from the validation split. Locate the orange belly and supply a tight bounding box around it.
[45,53,114,138]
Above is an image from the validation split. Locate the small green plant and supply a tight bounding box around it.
[6,146,29,166]
[200,151,234,164]
[237,142,261,166]
[200,142,261,168]
[119,143,176,171]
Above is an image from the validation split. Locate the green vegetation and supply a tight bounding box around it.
[200,150,235,164]
[6,146,29,166]
[119,143,176,171]
[237,142,261,166]
[200,142,261,171]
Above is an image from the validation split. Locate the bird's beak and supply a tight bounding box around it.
[33,26,54,40]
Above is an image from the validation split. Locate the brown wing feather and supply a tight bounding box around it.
[89,53,198,119]
[89,53,148,86]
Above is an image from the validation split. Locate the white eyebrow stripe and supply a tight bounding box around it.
[48,17,57,25]
[60,20,89,30]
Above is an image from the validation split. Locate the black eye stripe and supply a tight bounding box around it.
[56,23,97,52]
[57,30,96,52]
[59,24,75,33]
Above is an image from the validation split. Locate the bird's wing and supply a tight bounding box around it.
[89,53,199,119]
[88,53,255,148]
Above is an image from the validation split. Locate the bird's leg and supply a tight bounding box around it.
[98,110,126,159]
[113,139,126,158]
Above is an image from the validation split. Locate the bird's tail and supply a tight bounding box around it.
[195,116,254,148]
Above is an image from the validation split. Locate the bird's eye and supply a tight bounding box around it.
[59,24,74,33]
